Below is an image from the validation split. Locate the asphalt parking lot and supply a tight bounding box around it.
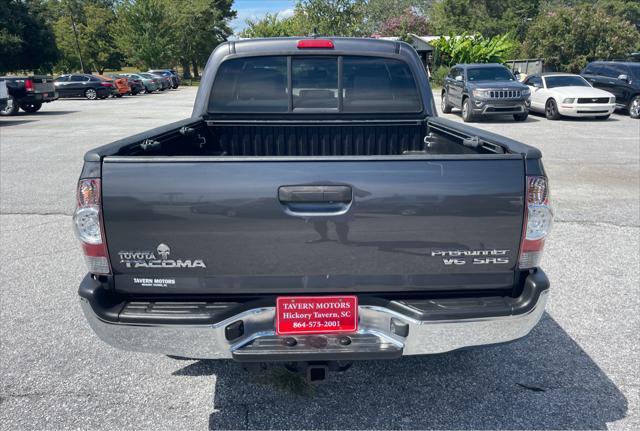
[1,87,638,430]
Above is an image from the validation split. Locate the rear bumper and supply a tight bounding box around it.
[19,92,58,104]
[79,270,549,361]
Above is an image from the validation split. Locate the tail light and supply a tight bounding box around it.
[25,79,34,91]
[519,176,553,269]
[73,179,111,274]
[297,39,334,49]
[100,82,112,87]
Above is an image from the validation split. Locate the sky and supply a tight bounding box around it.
[231,0,297,34]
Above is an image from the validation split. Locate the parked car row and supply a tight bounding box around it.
[0,69,182,115]
[441,61,639,121]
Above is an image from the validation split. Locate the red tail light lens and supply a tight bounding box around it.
[25,79,34,91]
[100,82,112,87]
[73,179,111,274]
[297,39,334,49]
[519,176,553,269]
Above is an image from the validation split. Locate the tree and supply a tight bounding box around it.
[522,4,640,72]
[169,0,235,77]
[241,13,302,38]
[363,0,432,35]
[0,0,59,73]
[594,0,640,30]
[241,0,368,38]
[297,0,367,36]
[113,0,175,69]
[431,0,541,41]
[379,8,430,40]
[52,1,122,73]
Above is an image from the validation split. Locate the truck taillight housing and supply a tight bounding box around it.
[25,79,34,92]
[73,179,111,274]
[519,176,553,269]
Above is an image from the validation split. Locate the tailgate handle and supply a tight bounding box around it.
[278,186,352,203]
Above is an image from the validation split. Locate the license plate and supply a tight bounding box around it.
[276,296,358,335]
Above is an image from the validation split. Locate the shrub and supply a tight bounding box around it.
[432,32,518,67]
[430,65,449,88]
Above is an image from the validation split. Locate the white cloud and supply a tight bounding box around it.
[279,8,295,18]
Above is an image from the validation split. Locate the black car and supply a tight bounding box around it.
[441,63,530,122]
[149,69,180,89]
[581,61,640,119]
[54,74,114,100]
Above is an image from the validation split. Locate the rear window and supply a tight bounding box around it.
[292,57,338,109]
[208,55,421,113]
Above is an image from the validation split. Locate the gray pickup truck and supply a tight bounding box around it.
[441,63,530,122]
[75,38,553,380]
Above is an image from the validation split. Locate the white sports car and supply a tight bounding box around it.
[523,73,615,120]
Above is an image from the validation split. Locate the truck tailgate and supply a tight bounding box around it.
[102,157,525,294]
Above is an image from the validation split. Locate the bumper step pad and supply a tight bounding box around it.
[232,333,402,362]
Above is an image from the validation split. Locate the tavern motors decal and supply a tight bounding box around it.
[118,243,207,269]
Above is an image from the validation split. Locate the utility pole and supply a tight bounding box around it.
[68,5,85,73]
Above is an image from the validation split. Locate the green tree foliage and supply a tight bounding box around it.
[0,0,59,73]
[169,0,235,76]
[113,0,174,69]
[593,0,640,30]
[241,13,302,38]
[112,0,234,73]
[297,0,367,36]
[52,1,122,73]
[241,0,367,38]
[432,33,519,67]
[522,4,640,72]
[431,0,541,41]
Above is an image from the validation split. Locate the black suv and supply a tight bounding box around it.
[441,63,530,122]
[581,61,640,119]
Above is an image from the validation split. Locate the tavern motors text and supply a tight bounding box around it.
[281,301,352,320]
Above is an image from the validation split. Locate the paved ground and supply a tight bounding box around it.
[1,87,638,430]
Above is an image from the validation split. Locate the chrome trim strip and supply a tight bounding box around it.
[80,291,548,359]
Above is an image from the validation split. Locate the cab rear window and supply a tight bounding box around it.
[208,55,422,113]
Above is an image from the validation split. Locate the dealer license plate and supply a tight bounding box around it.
[276,296,358,335]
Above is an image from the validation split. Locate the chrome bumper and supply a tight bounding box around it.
[80,290,548,360]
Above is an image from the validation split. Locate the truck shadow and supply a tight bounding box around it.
[174,313,627,430]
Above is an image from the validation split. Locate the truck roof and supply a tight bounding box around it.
[229,37,405,56]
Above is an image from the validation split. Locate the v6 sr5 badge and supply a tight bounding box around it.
[431,249,510,266]
[118,243,206,269]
